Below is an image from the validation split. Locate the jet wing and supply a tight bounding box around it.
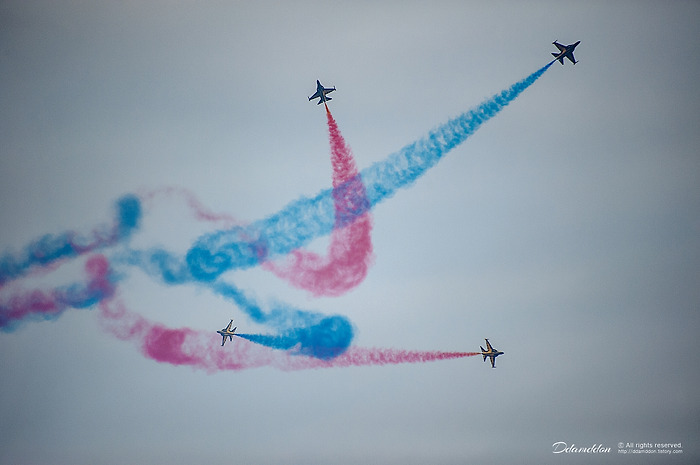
[490,356,496,368]
[485,339,494,351]
[553,41,567,52]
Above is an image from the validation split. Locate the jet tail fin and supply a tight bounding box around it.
[552,53,565,65]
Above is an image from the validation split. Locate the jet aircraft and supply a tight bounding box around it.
[551,40,580,65]
[217,319,237,346]
[480,339,504,368]
[308,80,336,105]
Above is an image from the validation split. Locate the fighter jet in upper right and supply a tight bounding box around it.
[551,40,580,65]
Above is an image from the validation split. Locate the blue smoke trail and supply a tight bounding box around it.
[236,316,353,360]
[115,246,356,358]
[212,280,354,358]
[186,63,553,282]
[1,255,115,331]
[0,195,140,285]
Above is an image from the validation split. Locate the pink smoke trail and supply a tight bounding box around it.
[283,347,481,371]
[138,186,240,228]
[1,255,115,330]
[98,296,477,372]
[263,105,374,296]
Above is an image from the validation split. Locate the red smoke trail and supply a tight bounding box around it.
[1,255,115,330]
[132,112,374,298]
[98,296,477,372]
[284,347,482,371]
[138,186,240,228]
[263,106,374,297]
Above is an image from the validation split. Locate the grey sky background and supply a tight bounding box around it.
[1,1,699,464]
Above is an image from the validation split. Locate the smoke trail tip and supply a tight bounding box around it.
[116,194,141,234]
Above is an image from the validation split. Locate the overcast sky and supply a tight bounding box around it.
[1,1,699,464]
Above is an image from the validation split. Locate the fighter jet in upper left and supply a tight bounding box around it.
[308,80,336,105]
